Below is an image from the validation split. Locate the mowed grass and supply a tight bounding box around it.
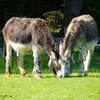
[0,51,100,100]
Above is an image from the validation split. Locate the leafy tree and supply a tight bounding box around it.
[85,0,100,35]
[43,11,64,33]
[64,0,84,30]
[0,0,100,36]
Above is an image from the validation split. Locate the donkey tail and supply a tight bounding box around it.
[3,41,6,63]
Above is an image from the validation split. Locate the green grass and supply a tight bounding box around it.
[0,52,100,100]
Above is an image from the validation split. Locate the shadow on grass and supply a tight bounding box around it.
[43,76,56,78]
[70,71,100,78]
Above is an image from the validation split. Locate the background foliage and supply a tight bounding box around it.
[0,0,100,35]
[85,0,100,34]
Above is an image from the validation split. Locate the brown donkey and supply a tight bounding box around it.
[59,15,98,77]
[2,17,62,78]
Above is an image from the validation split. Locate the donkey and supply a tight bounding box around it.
[59,15,98,77]
[2,17,62,78]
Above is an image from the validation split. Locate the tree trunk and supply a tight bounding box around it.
[64,0,84,33]
[0,0,4,31]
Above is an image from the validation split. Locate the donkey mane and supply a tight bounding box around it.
[35,18,59,55]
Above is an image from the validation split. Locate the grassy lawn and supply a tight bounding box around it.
[0,51,100,100]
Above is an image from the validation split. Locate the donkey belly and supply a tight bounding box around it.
[10,41,33,54]
[9,41,44,55]
[85,40,97,50]
[75,40,97,51]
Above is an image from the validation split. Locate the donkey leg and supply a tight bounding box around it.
[5,43,12,76]
[78,48,86,76]
[17,52,27,76]
[84,50,93,76]
[33,46,42,78]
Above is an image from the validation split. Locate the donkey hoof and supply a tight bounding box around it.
[79,71,84,77]
[33,70,42,78]
[34,74,42,78]
[84,71,88,76]
[22,74,30,77]
[21,73,29,77]
[79,74,84,77]
[84,74,88,76]
[6,73,11,77]
[25,74,30,77]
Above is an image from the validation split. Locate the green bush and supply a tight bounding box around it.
[43,11,64,34]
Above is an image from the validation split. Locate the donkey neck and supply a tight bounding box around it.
[34,18,59,56]
[44,38,59,56]
[63,32,79,54]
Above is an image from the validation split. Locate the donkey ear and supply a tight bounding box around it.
[64,48,71,57]
[59,41,63,57]
[59,41,63,49]
[51,50,56,56]
[51,50,56,59]
[51,50,59,58]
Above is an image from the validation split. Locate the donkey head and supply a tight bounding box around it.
[48,50,62,78]
[58,42,74,77]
